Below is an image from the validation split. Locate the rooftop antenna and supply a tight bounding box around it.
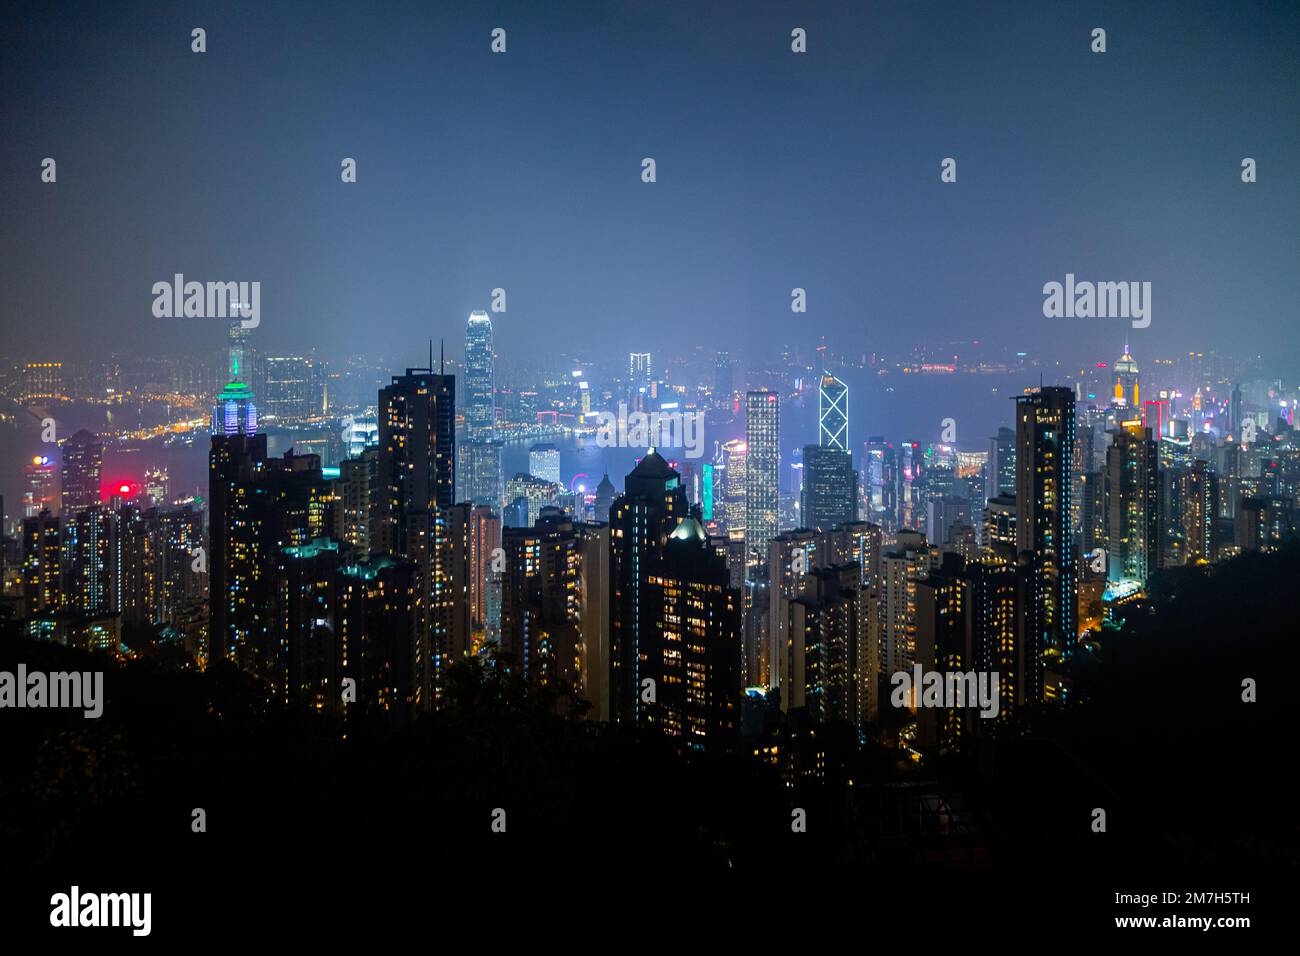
[428,339,433,372]
[440,339,445,375]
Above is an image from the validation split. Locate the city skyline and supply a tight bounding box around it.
[2,0,1295,939]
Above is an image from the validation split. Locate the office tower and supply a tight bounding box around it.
[333,448,380,561]
[744,390,780,567]
[529,443,562,486]
[719,438,748,534]
[818,373,848,450]
[505,473,561,527]
[878,529,938,677]
[593,473,617,523]
[1104,421,1160,585]
[629,351,652,387]
[640,517,742,753]
[864,437,897,530]
[767,529,820,690]
[714,352,734,407]
[1111,343,1140,409]
[23,454,57,517]
[784,564,869,734]
[21,361,64,404]
[60,429,103,515]
[1180,460,1219,564]
[469,505,501,641]
[212,320,258,437]
[986,427,1016,502]
[1014,386,1078,660]
[801,445,857,532]
[500,509,609,717]
[67,506,113,615]
[607,450,692,724]
[465,310,496,440]
[342,414,379,459]
[262,355,314,423]
[461,439,504,509]
[208,431,266,665]
[21,509,61,615]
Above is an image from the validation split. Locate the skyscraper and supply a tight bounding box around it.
[818,373,848,450]
[60,430,102,515]
[500,508,609,716]
[212,321,258,437]
[607,450,692,724]
[464,310,496,440]
[986,426,1016,502]
[628,352,652,387]
[1014,386,1078,663]
[1112,344,1140,409]
[641,517,741,753]
[1104,421,1160,585]
[713,352,734,408]
[528,443,562,486]
[1180,459,1219,564]
[262,355,315,424]
[744,390,780,568]
[801,445,857,532]
[377,367,456,557]
[375,360,463,710]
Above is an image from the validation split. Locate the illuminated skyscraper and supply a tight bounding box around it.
[986,426,1016,501]
[500,508,609,716]
[801,445,857,532]
[629,352,652,387]
[21,509,62,615]
[263,355,314,424]
[60,430,102,516]
[1112,343,1140,409]
[818,373,848,450]
[212,320,258,437]
[465,311,496,440]
[1014,386,1078,667]
[608,450,691,725]
[1104,421,1160,585]
[529,443,562,485]
[1180,459,1218,564]
[744,390,780,567]
[714,352,734,408]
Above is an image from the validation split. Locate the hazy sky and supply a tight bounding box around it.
[3,0,1298,371]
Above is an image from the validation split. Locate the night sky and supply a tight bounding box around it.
[2,0,1298,370]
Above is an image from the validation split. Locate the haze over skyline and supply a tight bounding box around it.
[3,0,1298,369]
